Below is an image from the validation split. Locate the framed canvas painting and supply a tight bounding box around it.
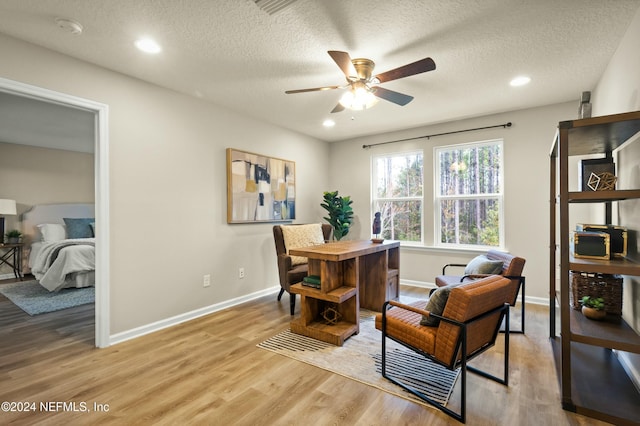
[226,148,296,223]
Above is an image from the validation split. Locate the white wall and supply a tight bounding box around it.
[328,102,576,300]
[0,34,330,335]
[592,6,640,379]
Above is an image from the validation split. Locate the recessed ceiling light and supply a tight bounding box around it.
[323,119,335,127]
[135,38,162,54]
[510,76,531,87]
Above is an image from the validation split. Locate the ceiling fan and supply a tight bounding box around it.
[285,50,436,113]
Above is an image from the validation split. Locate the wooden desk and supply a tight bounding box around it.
[289,240,400,345]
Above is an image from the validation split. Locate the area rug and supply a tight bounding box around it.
[257,310,460,407]
[0,280,94,315]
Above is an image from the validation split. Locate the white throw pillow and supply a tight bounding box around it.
[37,223,67,242]
[280,224,325,266]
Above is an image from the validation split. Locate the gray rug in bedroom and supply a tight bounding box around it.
[0,280,94,315]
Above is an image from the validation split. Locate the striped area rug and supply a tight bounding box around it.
[257,311,460,407]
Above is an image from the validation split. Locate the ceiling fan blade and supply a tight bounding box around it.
[372,86,414,106]
[285,85,341,94]
[330,103,345,113]
[328,50,357,78]
[374,57,436,83]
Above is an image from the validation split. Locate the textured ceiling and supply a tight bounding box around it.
[0,0,639,145]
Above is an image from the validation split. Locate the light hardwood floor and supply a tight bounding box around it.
[0,280,609,425]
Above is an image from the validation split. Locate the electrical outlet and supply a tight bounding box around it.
[203,274,211,288]
[238,267,245,279]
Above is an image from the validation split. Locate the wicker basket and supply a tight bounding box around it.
[570,271,623,315]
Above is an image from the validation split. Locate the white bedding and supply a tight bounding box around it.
[30,238,95,292]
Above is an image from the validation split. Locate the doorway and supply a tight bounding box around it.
[0,77,110,347]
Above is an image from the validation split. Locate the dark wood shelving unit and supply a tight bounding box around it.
[549,110,640,425]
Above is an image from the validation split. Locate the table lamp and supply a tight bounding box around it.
[0,199,17,244]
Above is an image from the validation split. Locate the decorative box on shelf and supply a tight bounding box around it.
[576,224,627,258]
[570,271,623,316]
[573,231,610,260]
[579,158,616,191]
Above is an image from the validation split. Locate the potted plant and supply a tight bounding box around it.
[5,229,22,244]
[321,190,354,241]
[580,295,606,320]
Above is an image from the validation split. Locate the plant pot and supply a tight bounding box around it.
[582,306,606,320]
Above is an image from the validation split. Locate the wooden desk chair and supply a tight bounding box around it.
[273,224,332,315]
[435,249,526,333]
[375,275,512,423]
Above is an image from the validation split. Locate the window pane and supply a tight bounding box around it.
[440,198,500,246]
[375,154,423,198]
[374,200,422,242]
[438,144,501,195]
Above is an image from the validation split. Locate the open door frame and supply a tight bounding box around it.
[0,77,110,348]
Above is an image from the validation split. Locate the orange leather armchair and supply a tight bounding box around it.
[375,275,512,423]
[434,249,526,333]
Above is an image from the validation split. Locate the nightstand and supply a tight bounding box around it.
[0,243,23,280]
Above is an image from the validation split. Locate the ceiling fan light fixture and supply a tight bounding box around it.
[338,87,378,111]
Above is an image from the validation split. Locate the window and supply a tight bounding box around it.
[372,151,423,243]
[435,140,503,248]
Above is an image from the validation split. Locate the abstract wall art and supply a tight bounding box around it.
[226,148,296,223]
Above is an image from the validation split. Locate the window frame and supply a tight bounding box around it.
[433,139,505,250]
[371,150,424,244]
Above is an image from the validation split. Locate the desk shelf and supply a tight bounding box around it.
[290,318,358,347]
[290,283,357,303]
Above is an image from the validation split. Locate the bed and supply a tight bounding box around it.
[22,203,95,292]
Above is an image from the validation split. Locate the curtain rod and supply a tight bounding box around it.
[362,122,512,149]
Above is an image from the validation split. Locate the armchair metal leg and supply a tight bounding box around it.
[277,287,285,301]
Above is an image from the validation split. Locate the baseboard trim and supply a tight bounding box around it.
[109,286,280,346]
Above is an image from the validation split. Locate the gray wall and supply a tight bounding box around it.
[0,33,330,334]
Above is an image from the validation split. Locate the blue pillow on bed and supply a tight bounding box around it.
[63,218,95,239]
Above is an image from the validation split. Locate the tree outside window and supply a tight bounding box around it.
[436,140,503,248]
[372,152,423,243]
